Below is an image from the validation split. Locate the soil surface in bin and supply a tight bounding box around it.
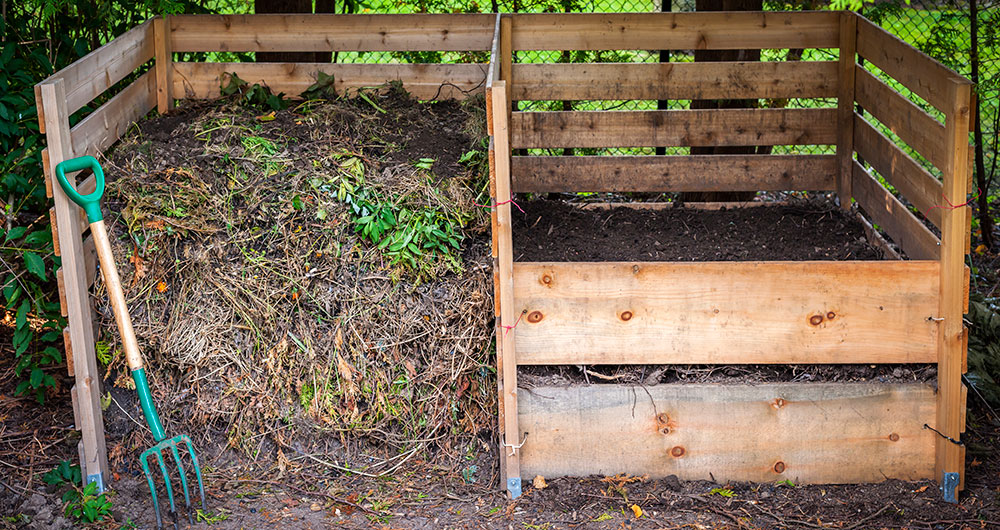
[513,199,885,262]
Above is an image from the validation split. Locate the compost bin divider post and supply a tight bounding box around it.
[40,78,109,492]
[154,15,174,114]
[835,11,857,209]
[936,76,973,496]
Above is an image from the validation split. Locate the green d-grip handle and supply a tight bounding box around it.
[55,156,105,223]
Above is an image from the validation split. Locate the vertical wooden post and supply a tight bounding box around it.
[491,80,522,498]
[936,77,972,500]
[835,11,858,210]
[39,79,109,491]
[153,16,174,114]
[500,15,513,118]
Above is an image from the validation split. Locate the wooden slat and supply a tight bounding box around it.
[83,235,97,288]
[936,79,973,487]
[855,67,947,171]
[511,61,838,101]
[852,161,941,260]
[854,115,943,228]
[49,207,60,257]
[511,11,839,51]
[154,16,174,114]
[490,81,522,494]
[513,261,939,365]
[172,62,487,101]
[856,211,903,260]
[170,14,494,53]
[42,148,52,198]
[64,328,74,377]
[40,78,108,487]
[856,16,969,112]
[835,12,857,209]
[519,383,936,483]
[511,108,836,149]
[510,154,836,193]
[57,268,67,317]
[40,20,154,116]
[70,70,157,158]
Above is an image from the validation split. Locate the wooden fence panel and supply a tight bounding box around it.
[510,154,836,192]
[70,70,157,158]
[172,62,487,100]
[170,14,495,52]
[511,11,839,51]
[852,161,941,260]
[519,383,936,483]
[513,261,939,365]
[510,61,837,101]
[511,108,837,149]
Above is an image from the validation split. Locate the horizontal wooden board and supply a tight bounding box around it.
[511,61,838,101]
[71,70,157,158]
[172,62,487,101]
[855,15,968,112]
[854,67,947,171]
[41,19,154,116]
[511,108,836,149]
[170,14,495,52]
[510,154,836,192]
[518,383,936,483]
[511,11,839,51]
[853,115,943,228]
[512,261,939,364]
[852,161,941,261]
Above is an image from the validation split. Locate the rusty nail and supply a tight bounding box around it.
[656,413,670,425]
[772,398,785,409]
[713,308,720,314]
[527,311,544,323]
[541,274,552,285]
[809,314,824,326]
[773,461,785,474]
[826,311,836,320]
[670,446,685,458]
[889,433,900,442]
[632,265,640,274]
[620,311,633,322]
[661,427,671,435]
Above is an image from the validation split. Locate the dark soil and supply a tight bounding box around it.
[513,200,886,262]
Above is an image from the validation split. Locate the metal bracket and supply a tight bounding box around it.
[507,477,522,499]
[86,472,106,494]
[941,472,960,504]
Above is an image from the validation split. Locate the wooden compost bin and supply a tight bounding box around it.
[35,11,972,502]
[484,12,973,500]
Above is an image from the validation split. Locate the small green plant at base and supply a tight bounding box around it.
[777,479,796,488]
[42,461,81,487]
[63,482,113,524]
[413,157,435,170]
[591,513,613,522]
[196,509,230,524]
[708,487,736,498]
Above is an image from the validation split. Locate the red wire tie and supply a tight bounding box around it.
[502,310,527,336]
[475,196,524,214]
[926,188,980,216]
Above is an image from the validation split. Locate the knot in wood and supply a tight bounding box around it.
[809,314,824,326]
[620,311,633,322]
[888,433,900,442]
[773,461,785,474]
[826,311,836,320]
[670,446,685,458]
[541,274,552,285]
[527,311,544,324]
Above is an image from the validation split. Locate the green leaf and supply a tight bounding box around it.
[24,252,45,280]
[29,367,43,388]
[5,226,27,241]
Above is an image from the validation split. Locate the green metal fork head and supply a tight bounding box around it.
[139,434,205,529]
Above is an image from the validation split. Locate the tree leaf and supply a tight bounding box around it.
[24,252,45,280]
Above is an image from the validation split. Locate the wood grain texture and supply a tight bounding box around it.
[512,261,940,365]
[70,70,157,158]
[936,78,973,485]
[855,15,969,112]
[170,14,495,52]
[172,62,487,101]
[40,19,154,116]
[835,12,857,209]
[511,61,837,101]
[511,11,839,51]
[510,154,836,192]
[154,16,174,114]
[511,108,836,149]
[518,383,936,483]
[852,161,941,260]
[854,67,947,171]
[853,115,943,228]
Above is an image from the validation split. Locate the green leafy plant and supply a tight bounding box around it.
[708,487,736,498]
[63,482,113,523]
[42,460,81,487]
[413,158,435,171]
[301,71,337,101]
[220,73,289,111]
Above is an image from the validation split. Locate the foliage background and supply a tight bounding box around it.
[2,0,998,403]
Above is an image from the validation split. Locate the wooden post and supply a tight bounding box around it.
[491,80,522,498]
[935,76,972,500]
[154,16,174,114]
[500,15,513,116]
[835,11,857,209]
[39,79,109,492]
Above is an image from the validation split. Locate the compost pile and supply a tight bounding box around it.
[98,84,496,473]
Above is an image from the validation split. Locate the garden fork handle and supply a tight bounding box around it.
[55,157,167,442]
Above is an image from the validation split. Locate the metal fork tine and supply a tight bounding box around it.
[182,436,207,508]
[168,442,193,524]
[141,452,164,530]
[153,450,179,530]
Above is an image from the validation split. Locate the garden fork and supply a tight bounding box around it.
[55,156,206,529]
